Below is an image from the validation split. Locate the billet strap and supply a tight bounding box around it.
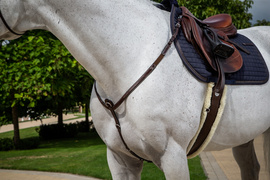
[94,15,181,162]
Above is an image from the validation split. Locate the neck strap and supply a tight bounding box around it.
[0,7,24,36]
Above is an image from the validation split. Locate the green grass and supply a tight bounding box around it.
[0,127,206,179]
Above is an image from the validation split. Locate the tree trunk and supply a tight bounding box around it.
[57,103,63,125]
[85,101,90,132]
[11,102,20,148]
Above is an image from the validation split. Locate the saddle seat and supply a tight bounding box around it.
[203,14,232,27]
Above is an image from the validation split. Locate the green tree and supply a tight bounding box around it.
[75,68,94,132]
[0,30,94,146]
[253,19,270,26]
[31,32,81,125]
[156,0,253,29]
[0,31,52,146]
[30,32,93,126]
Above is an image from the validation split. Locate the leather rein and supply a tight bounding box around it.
[94,18,182,162]
[0,7,24,36]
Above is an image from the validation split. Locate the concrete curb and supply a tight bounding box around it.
[0,169,102,180]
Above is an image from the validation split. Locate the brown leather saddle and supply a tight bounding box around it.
[181,7,242,72]
[180,6,243,93]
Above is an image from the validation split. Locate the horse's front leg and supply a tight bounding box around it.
[160,137,190,180]
[107,148,143,180]
[232,140,260,180]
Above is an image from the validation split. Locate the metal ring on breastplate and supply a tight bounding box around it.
[105,99,114,109]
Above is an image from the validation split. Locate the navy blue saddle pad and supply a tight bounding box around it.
[171,8,269,85]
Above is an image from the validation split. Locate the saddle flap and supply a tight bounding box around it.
[217,31,243,72]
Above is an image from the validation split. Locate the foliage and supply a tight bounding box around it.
[155,0,253,29]
[0,138,14,151]
[0,137,40,151]
[0,29,94,147]
[36,123,79,140]
[16,137,40,150]
[0,30,94,123]
[0,31,53,113]
[76,120,93,132]
[253,19,270,26]
[36,120,94,139]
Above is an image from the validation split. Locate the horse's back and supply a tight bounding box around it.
[239,26,270,61]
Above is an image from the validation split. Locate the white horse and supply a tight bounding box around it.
[1,0,270,179]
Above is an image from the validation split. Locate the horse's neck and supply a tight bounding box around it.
[13,0,171,97]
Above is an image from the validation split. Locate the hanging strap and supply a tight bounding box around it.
[94,18,181,162]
